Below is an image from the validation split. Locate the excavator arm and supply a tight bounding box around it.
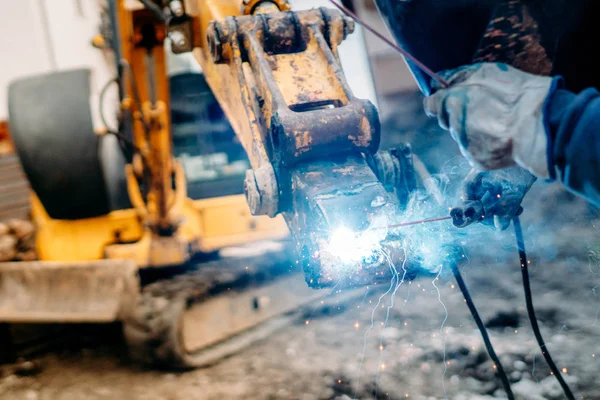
[167,0,418,287]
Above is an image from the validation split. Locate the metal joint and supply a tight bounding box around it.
[206,21,225,63]
[367,144,416,206]
[244,165,279,217]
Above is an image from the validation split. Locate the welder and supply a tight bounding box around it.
[373,0,600,229]
[424,61,600,208]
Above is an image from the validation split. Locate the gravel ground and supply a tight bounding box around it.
[0,181,599,400]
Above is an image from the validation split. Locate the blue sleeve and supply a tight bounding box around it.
[545,85,600,206]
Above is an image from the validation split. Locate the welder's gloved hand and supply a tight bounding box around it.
[424,62,559,179]
[455,166,537,230]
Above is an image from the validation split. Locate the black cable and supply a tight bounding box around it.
[450,262,515,400]
[99,77,119,133]
[98,77,137,154]
[513,217,575,400]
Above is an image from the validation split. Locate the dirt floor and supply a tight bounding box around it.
[0,180,599,400]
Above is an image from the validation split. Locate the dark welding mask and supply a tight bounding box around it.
[373,0,598,95]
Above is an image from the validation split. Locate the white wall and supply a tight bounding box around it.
[352,0,418,96]
[0,0,114,126]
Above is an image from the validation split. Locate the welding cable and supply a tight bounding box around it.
[450,262,515,399]
[328,0,449,88]
[98,77,137,154]
[513,217,575,400]
[99,77,120,134]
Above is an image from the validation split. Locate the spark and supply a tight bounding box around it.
[303,275,344,333]
[353,249,400,399]
[326,226,384,265]
[432,266,449,400]
[374,251,409,397]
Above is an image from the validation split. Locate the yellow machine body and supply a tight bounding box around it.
[32,193,287,266]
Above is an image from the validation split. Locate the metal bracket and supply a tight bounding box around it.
[367,144,417,206]
[200,7,419,287]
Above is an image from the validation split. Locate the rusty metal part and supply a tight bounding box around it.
[0,260,139,322]
[286,155,419,288]
[367,145,417,206]
[241,0,291,15]
[191,4,419,286]
[201,7,370,168]
[243,164,279,217]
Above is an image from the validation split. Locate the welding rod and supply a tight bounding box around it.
[360,216,452,233]
[328,0,450,88]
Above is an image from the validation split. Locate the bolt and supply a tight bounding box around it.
[244,170,263,215]
[206,21,223,63]
[169,30,187,49]
[169,0,185,17]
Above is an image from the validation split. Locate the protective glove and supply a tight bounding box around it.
[423,62,559,179]
[451,166,537,230]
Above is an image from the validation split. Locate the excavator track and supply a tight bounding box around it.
[123,245,322,369]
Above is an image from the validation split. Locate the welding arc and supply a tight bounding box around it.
[450,263,515,399]
[328,0,449,88]
[513,218,575,400]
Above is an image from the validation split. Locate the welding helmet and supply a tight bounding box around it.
[374,0,599,95]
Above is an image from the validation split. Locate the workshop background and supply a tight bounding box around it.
[0,1,599,399]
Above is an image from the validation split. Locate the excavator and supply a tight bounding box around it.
[0,0,419,369]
